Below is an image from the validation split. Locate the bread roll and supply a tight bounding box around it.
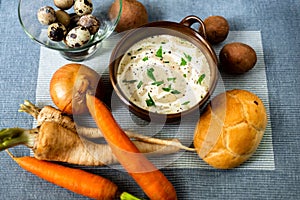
[193,89,267,169]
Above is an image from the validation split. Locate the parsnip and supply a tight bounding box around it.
[19,100,77,132]
[0,122,180,166]
[19,100,196,151]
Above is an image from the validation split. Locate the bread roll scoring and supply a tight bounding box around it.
[193,89,267,169]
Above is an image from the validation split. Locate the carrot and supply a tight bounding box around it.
[19,100,195,151]
[86,93,177,200]
[6,150,119,200]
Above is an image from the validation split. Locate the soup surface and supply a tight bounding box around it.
[117,34,210,114]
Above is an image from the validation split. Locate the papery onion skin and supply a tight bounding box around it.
[50,63,103,115]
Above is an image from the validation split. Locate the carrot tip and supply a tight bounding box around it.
[120,192,142,200]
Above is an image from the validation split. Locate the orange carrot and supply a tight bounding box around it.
[86,93,177,200]
[7,151,119,200]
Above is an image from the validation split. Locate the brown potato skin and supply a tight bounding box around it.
[219,42,257,74]
[200,16,229,44]
[109,0,148,32]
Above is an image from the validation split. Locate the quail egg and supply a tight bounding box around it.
[55,10,71,27]
[54,0,74,10]
[74,0,93,16]
[68,13,81,30]
[37,6,56,25]
[64,26,91,47]
[77,14,100,35]
[47,22,67,41]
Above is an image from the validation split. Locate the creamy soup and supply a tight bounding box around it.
[117,34,210,114]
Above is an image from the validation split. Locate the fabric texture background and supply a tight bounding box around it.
[0,0,299,199]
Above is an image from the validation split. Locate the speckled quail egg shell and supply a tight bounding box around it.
[37,6,56,25]
[54,0,74,10]
[55,10,71,27]
[47,22,67,41]
[68,13,81,30]
[78,14,100,35]
[74,0,93,16]
[65,26,91,48]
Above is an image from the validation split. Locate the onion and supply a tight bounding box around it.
[50,63,103,115]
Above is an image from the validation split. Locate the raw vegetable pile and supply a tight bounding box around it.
[1,63,185,199]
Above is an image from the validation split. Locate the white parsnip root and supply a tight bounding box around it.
[0,122,181,166]
[0,100,196,166]
[19,100,196,152]
[35,122,181,165]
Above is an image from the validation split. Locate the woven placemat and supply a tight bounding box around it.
[36,31,274,170]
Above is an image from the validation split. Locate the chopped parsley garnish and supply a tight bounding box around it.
[167,77,176,82]
[162,84,181,94]
[184,53,192,62]
[170,90,181,94]
[162,84,172,92]
[156,46,163,58]
[183,74,187,78]
[137,81,143,89]
[137,48,143,51]
[152,80,164,86]
[122,79,138,84]
[163,61,170,63]
[182,101,190,105]
[146,93,155,107]
[142,56,149,61]
[147,68,156,81]
[197,74,206,84]
[180,58,187,66]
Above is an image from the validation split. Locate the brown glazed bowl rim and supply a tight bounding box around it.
[109,15,218,123]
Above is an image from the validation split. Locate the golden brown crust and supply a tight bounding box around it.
[229,89,267,131]
[193,89,267,169]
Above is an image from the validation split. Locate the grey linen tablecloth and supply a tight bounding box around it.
[0,0,299,199]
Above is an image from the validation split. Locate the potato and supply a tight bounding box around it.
[109,0,148,32]
[219,42,257,74]
[200,15,229,44]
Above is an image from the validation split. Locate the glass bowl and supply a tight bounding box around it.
[18,0,122,61]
